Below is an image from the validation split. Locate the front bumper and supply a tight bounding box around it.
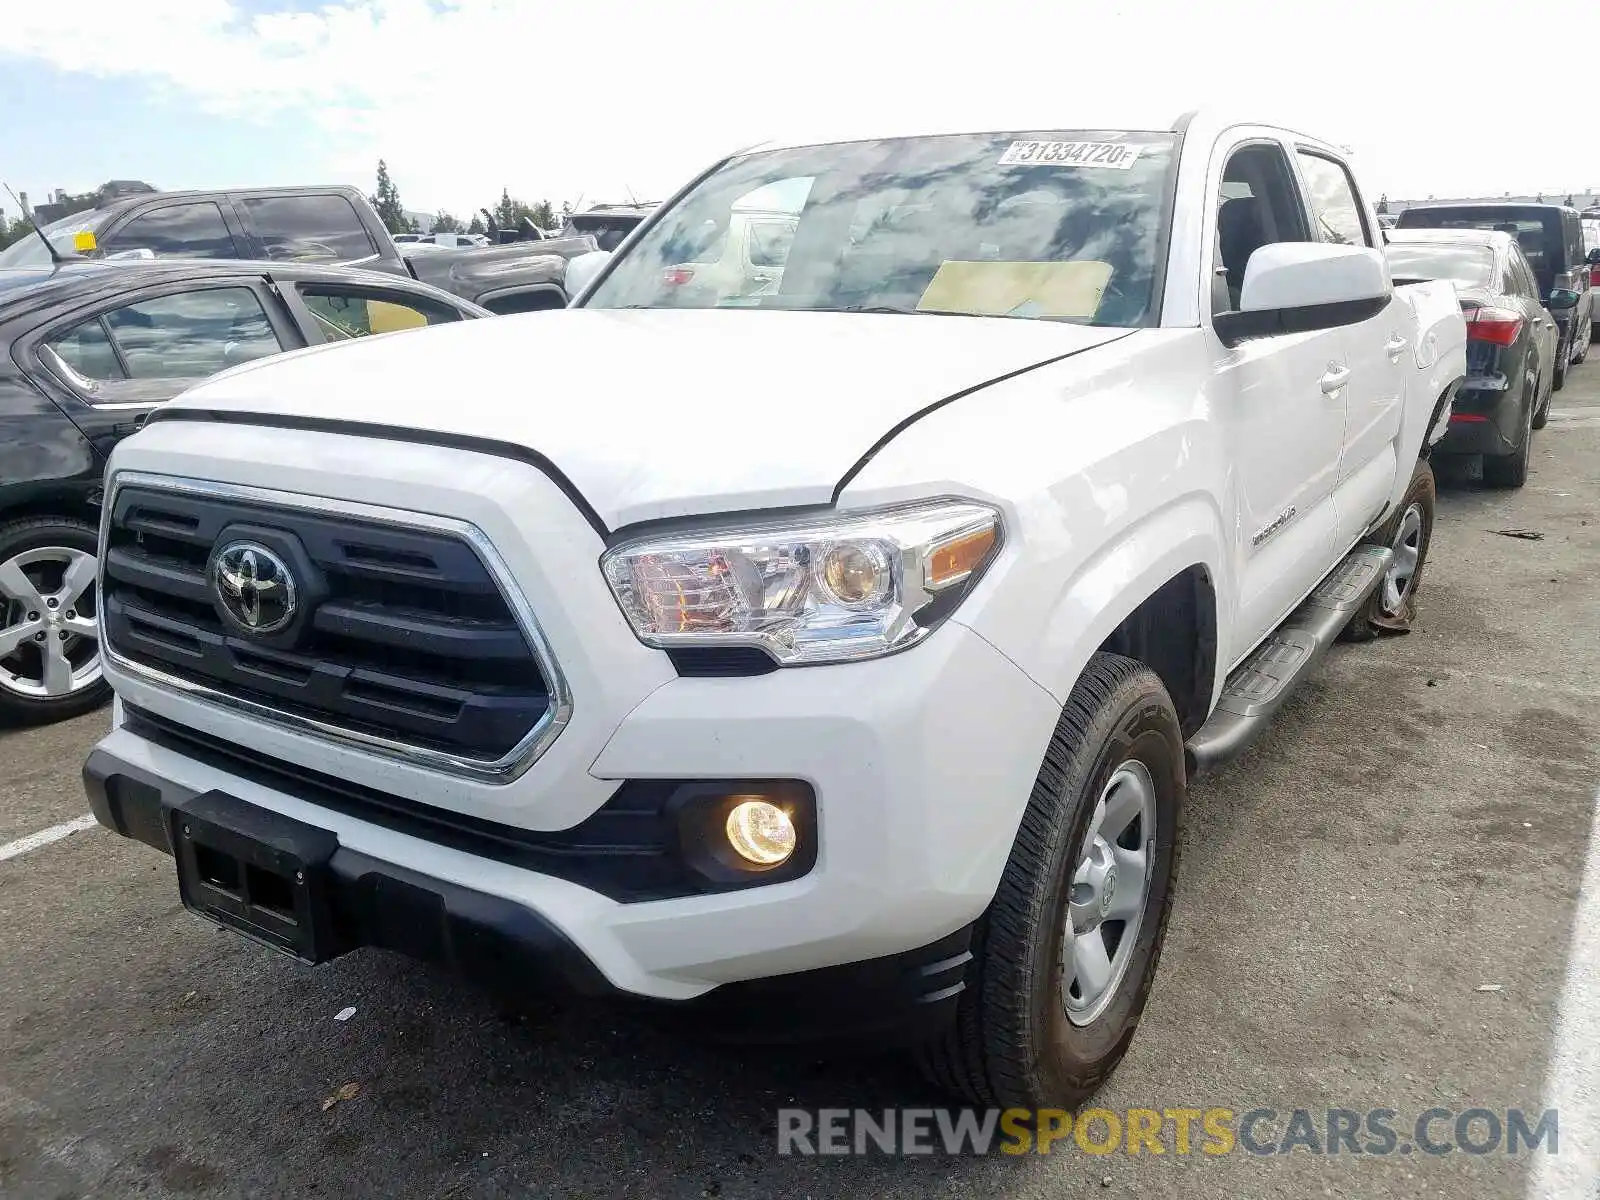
[87,611,1058,1024]
[83,737,973,1044]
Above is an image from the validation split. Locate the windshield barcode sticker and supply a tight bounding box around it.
[998,141,1142,169]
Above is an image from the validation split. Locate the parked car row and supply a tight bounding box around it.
[0,186,650,315]
[1380,200,1596,487]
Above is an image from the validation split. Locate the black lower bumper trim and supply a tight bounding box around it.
[83,745,970,1044]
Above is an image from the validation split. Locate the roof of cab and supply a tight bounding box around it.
[733,108,1344,161]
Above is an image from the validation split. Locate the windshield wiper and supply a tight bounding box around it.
[830,304,982,317]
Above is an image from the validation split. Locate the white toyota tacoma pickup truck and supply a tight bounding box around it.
[84,111,1466,1109]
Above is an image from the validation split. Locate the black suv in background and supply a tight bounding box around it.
[0,186,598,314]
[1395,202,1592,389]
[0,186,412,277]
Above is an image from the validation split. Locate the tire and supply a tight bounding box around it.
[0,516,110,725]
[915,653,1184,1109]
[1340,458,1436,642]
[1553,355,1567,391]
[1531,370,1551,431]
[1483,398,1533,489]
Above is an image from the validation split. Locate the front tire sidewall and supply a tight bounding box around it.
[1030,697,1183,1093]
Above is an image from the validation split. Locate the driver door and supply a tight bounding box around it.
[1209,139,1348,667]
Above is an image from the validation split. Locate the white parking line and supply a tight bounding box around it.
[1528,790,1600,1199]
[0,814,99,863]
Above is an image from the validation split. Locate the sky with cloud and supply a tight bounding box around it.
[5,0,1599,221]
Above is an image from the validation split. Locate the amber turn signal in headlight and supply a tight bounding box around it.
[928,526,998,589]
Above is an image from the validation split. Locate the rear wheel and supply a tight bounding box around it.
[1532,370,1551,430]
[1340,458,1436,641]
[0,517,109,725]
[1483,398,1533,489]
[915,653,1184,1108]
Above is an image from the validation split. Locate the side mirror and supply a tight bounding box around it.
[1585,247,1600,266]
[563,250,613,303]
[1547,288,1581,310]
[1215,243,1392,347]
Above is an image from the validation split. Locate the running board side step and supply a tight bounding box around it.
[1186,545,1393,773]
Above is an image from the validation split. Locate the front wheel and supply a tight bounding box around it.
[916,653,1184,1109]
[0,516,109,725]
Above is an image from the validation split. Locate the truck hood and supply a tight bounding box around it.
[164,309,1133,529]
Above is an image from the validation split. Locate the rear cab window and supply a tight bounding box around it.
[240,194,377,263]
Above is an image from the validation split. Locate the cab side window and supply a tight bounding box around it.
[99,202,239,259]
[1213,143,1311,314]
[1295,153,1372,248]
[242,194,376,263]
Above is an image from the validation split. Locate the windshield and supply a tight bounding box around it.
[1384,242,1495,289]
[584,131,1176,325]
[0,211,107,268]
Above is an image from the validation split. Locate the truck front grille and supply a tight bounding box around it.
[101,480,564,774]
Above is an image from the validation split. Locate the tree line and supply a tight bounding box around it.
[0,210,45,250]
[371,159,571,237]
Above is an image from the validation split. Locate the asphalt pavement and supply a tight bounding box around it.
[2,377,1598,1199]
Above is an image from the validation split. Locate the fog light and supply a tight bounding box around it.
[725,799,797,866]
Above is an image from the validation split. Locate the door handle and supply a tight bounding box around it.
[1320,363,1351,395]
[1385,334,1409,360]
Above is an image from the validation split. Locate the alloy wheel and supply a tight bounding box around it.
[0,547,102,699]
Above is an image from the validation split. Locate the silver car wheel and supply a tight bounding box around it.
[0,547,102,699]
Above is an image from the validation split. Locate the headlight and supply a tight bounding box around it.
[601,499,1001,665]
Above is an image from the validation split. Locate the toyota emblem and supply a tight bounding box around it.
[212,542,297,634]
